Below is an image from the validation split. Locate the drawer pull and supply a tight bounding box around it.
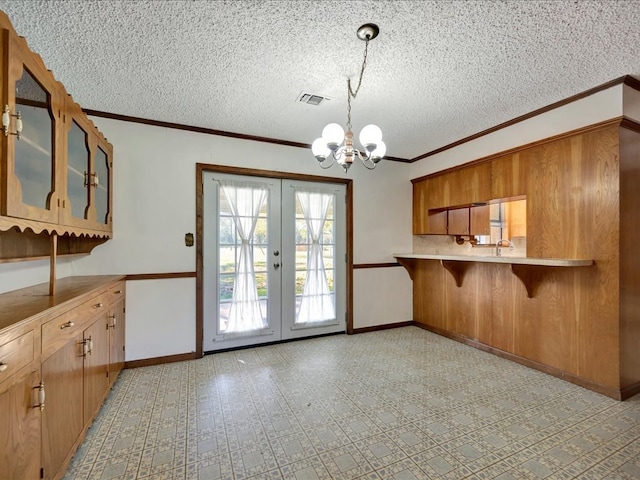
[93,302,103,309]
[34,382,45,411]
[60,321,75,329]
[0,363,7,372]
[114,290,123,294]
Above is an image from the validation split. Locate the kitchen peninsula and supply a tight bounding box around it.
[404,118,640,400]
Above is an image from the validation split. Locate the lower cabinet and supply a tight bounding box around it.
[42,334,84,479]
[0,276,126,480]
[83,316,110,426]
[0,368,42,479]
[109,299,126,387]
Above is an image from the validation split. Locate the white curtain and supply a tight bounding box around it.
[220,181,268,333]
[296,190,335,324]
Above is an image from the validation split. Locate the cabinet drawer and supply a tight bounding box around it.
[104,281,125,305]
[41,293,110,359]
[0,330,34,389]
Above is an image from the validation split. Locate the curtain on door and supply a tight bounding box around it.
[295,190,335,324]
[220,181,268,333]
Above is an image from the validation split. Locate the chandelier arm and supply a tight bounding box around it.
[318,157,335,169]
[360,154,377,170]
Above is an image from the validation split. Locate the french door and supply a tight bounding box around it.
[202,172,346,352]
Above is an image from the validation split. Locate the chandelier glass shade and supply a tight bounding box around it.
[311,24,386,172]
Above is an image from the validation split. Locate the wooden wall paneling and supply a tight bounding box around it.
[484,264,516,352]
[619,126,640,390]
[413,260,445,330]
[443,262,479,339]
[575,128,620,387]
[412,180,428,234]
[491,153,527,199]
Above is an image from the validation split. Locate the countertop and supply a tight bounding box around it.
[393,253,593,267]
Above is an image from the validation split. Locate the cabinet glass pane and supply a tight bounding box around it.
[14,68,54,210]
[67,121,90,218]
[94,147,110,224]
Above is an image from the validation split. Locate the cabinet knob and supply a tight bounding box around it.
[93,302,103,309]
[60,320,75,329]
[0,362,8,373]
[114,290,123,294]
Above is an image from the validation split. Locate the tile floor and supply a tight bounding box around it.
[63,326,640,480]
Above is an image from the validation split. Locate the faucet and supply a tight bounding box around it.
[496,239,514,257]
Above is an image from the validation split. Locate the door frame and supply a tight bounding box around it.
[195,163,353,358]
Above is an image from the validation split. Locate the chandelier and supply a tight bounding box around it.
[311,23,386,172]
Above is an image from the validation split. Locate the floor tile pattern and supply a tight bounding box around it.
[63,327,640,479]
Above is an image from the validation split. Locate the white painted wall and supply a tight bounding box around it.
[65,118,413,360]
[623,84,640,121]
[353,267,413,329]
[125,278,195,361]
[0,257,71,294]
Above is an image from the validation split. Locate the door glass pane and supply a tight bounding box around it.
[94,147,110,224]
[67,121,90,218]
[294,191,336,324]
[14,68,53,209]
[218,183,269,334]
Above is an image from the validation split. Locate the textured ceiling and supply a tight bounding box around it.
[0,0,639,160]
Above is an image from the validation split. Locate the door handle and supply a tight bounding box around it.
[273,263,280,269]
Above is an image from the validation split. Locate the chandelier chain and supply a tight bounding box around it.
[346,38,370,131]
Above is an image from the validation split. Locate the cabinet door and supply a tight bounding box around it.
[2,29,63,224]
[42,335,84,479]
[108,299,125,387]
[83,317,110,424]
[427,210,448,234]
[470,205,490,236]
[0,368,41,480]
[448,207,470,235]
[60,98,113,233]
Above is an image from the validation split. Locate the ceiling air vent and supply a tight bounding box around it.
[297,92,329,106]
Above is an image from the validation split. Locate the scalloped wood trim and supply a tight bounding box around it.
[0,216,111,238]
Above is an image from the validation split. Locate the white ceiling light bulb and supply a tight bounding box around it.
[322,123,345,150]
[359,124,382,152]
[312,137,331,160]
[370,140,386,162]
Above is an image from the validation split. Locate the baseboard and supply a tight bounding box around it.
[125,352,197,369]
[352,321,414,334]
[414,321,626,401]
[621,381,640,401]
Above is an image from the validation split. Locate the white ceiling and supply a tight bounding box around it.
[1,1,639,161]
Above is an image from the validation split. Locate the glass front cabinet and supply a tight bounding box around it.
[0,13,113,236]
[61,99,113,233]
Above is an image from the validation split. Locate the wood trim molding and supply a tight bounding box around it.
[83,109,410,163]
[413,322,627,400]
[353,262,401,269]
[125,272,196,281]
[124,352,197,369]
[411,117,630,183]
[352,321,413,334]
[195,163,355,353]
[411,75,639,162]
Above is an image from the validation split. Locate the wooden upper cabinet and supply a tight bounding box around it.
[413,180,448,234]
[470,204,490,236]
[448,207,470,235]
[0,23,64,224]
[60,99,113,233]
[0,12,113,237]
[491,153,526,199]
